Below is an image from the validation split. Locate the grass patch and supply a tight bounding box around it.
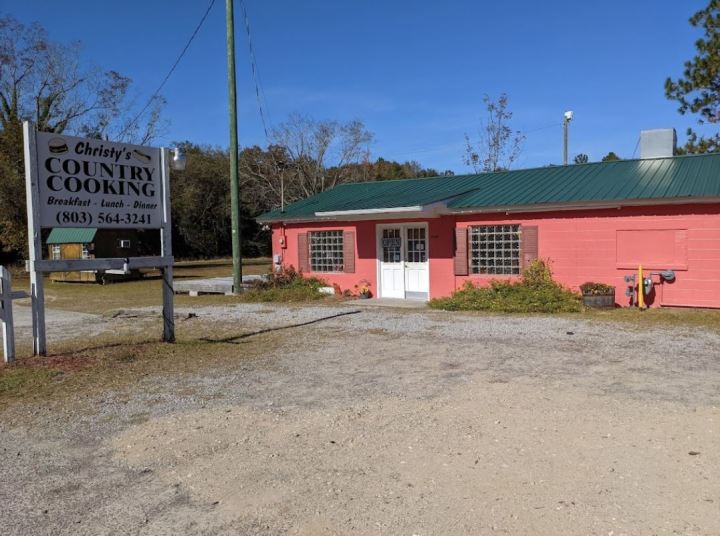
[581,306,720,331]
[430,259,582,313]
[10,258,272,315]
[0,321,291,407]
[9,258,336,314]
[0,367,58,399]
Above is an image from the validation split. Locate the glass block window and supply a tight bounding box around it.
[309,230,344,272]
[406,227,427,263]
[469,224,520,275]
[381,228,402,263]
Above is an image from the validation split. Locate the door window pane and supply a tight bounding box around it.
[382,228,402,263]
[406,227,427,263]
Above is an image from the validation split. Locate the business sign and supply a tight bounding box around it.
[23,122,175,357]
[382,237,402,248]
[34,132,163,229]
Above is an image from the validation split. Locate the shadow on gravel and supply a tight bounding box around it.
[44,341,153,359]
[199,310,362,345]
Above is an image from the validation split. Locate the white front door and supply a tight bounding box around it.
[379,227,405,298]
[377,224,429,300]
[404,226,429,299]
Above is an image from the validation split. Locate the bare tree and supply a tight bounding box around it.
[269,113,373,199]
[464,93,524,173]
[238,144,294,211]
[0,16,165,258]
[0,15,164,142]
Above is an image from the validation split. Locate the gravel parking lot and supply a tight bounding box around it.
[2,302,719,535]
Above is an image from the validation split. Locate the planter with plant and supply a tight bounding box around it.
[579,282,616,308]
[354,280,372,299]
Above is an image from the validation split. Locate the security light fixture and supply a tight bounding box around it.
[171,147,186,171]
[563,111,574,165]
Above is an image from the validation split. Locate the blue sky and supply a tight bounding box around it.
[9,0,713,173]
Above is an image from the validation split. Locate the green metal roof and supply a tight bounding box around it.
[46,228,97,244]
[257,153,720,222]
[259,174,484,221]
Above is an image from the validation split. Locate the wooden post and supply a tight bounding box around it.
[1,266,16,363]
[226,0,243,293]
[23,122,47,356]
[160,148,175,343]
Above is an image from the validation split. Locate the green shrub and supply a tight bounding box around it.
[429,259,582,313]
[241,265,328,302]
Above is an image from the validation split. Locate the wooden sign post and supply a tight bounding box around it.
[0,266,28,363]
[23,122,176,356]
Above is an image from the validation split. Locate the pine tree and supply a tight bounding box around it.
[665,0,720,153]
[601,152,621,162]
[573,153,589,164]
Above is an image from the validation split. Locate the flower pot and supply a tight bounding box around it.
[582,293,615,308]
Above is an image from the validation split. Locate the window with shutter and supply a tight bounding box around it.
[308,231,344,272]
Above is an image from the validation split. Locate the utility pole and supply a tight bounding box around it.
[226,0,242,291]
[563,110,574,166]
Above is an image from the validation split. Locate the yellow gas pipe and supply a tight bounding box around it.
[638,264,645,309]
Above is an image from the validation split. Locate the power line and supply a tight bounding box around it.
[384,122,563,161]
[524,122,561,134]
[239,0,271,139]
[119,0,217,139]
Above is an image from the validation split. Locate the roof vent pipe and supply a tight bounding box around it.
[639,129,676,159]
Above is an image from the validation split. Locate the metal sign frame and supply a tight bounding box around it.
[23,122,174,356]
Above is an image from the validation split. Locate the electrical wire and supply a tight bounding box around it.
[385,122,562,161]
[524,122,562,134]
[119,0,217,139]
[239,0,271,139]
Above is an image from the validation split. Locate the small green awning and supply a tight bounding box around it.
[46,228,97,245]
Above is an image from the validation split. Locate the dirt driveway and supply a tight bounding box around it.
[1,303,719,535]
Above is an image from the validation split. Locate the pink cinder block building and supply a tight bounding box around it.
[258,132,720,308]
